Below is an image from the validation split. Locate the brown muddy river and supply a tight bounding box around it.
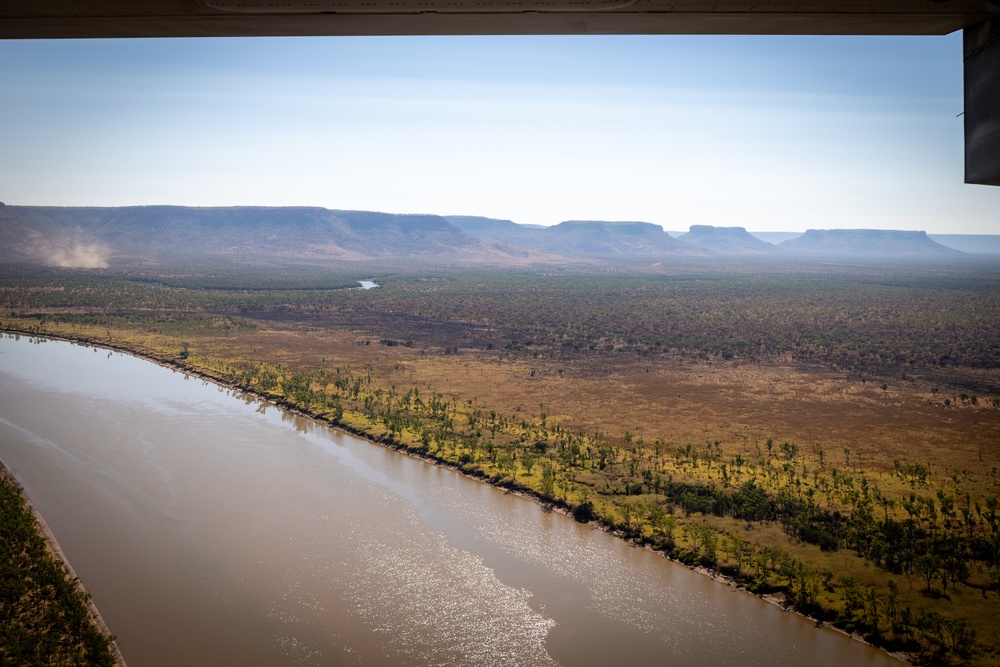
[0,335,901,666]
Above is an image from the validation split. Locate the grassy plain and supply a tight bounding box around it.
[2,257,999,665]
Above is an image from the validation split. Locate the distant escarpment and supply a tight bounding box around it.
[1,205,711,269]
[0,204,979,268]
[0,205,542,267]
[447,216,708,256]
[677,225,777,254]
[779,228,965,257]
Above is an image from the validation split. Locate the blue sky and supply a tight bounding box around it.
[1,35,998,233]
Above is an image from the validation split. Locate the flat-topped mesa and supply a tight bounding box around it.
[678,224,778,255]
[3,206,979,266]
[779,228,966,257]
[535,220,705,256]
[448,216,710,256]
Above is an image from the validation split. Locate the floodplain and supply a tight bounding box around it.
[2,255,999,665]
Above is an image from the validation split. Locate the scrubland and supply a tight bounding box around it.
[2,257,999,665]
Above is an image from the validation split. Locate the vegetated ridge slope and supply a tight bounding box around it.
[0,204,539,267]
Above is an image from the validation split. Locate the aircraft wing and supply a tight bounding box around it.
[0,0,994,38]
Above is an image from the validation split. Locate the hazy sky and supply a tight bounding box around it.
[1,34,998,233]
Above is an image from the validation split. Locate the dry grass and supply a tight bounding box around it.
[218,324,999,483]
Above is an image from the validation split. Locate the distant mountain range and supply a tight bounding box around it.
[0,205,542,268]
[0,203,992,269]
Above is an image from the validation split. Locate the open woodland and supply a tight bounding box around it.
[2,256,1000,665]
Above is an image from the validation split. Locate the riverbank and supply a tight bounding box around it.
[0,328,912,665]
[0,459,125,667]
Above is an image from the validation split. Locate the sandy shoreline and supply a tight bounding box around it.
[0,459,128,667]
[1,329,911,665]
